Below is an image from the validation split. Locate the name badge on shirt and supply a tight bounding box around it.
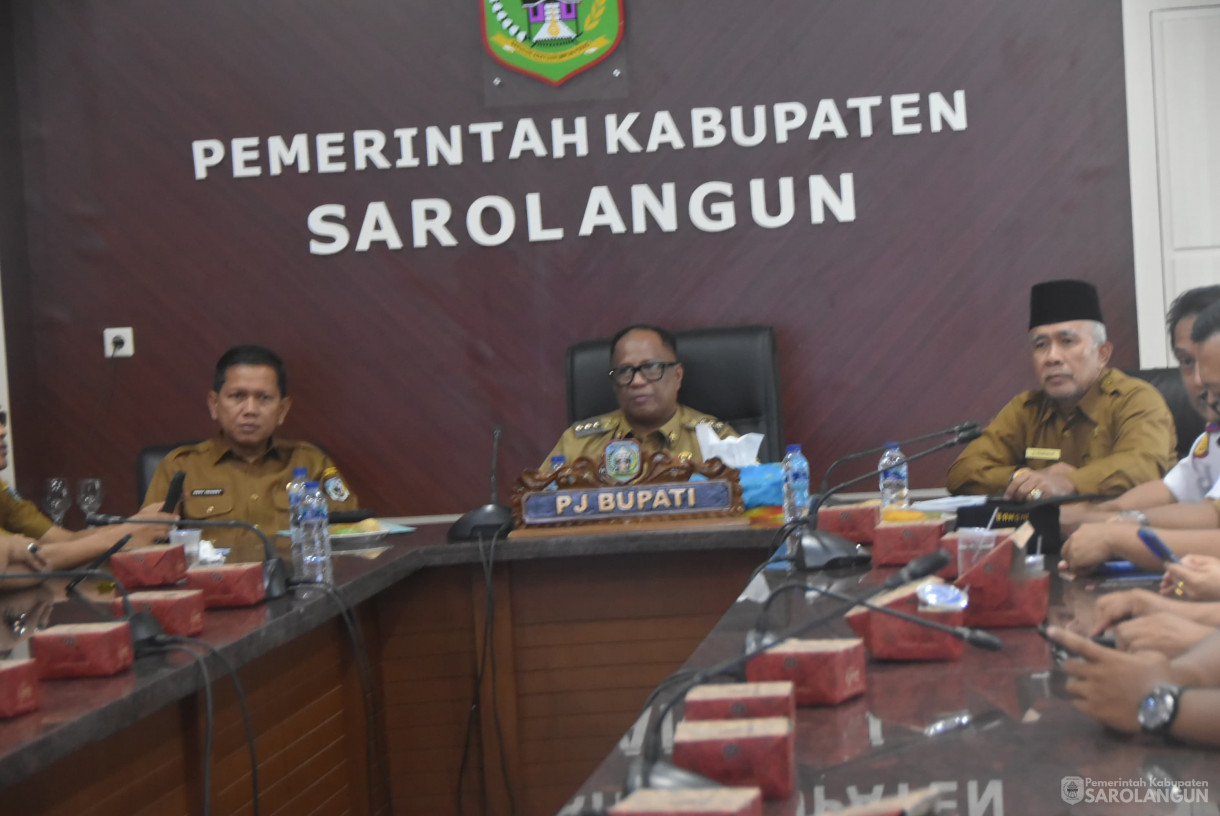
[191,488,224,497]
[1025,447,1061,461]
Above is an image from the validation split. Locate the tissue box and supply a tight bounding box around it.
[185,564,266,607]
[745,639,866,706]
[684,682,795,721]
[33,622,133,679]
[109,544,188,589]
[955,537,1049,628]
[672,717,794,800]
[609,788,763,816]
[817,500,881,543]
[872,520,946,566]
[112,589,206,636]
[0,659,39,718]
[846,580,964,661]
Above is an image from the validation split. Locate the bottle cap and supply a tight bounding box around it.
[885,442,899,448]
[551,455,566,465]
[293,467,308,478]
[786,443,801,454]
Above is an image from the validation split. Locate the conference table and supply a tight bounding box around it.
[559,561,1220,816]
[0,519,774,816]
[1,517,1217,816]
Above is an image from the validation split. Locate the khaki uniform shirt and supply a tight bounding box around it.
[544,405,738,469]
[946,369,1177,496]
[143,437,359,563]
[0,480,53,539]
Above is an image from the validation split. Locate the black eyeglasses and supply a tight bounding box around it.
[0,410,7,426]
[608,361,679,386]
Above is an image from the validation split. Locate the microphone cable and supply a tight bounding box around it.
[155,641,216,816]
[293,580,396,816]
[457,527,516,816]
[156,635,261,816]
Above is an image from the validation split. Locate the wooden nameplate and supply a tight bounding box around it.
[511,452,744,531]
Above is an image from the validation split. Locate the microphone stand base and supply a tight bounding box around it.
[798,530,871,570]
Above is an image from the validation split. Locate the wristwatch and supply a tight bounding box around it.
[1119,510,1150,526]
[1137,684,1186,736]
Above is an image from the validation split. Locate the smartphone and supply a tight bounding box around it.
[1137,527,1181,565]
[1036,623,1116,662]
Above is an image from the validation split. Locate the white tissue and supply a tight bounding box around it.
[696,423,764,467]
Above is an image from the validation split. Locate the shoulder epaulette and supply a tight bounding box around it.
[573,417,612,438]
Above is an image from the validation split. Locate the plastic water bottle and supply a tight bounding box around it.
[878,443,909,511]
[782,444,811,524]
[287,467,308,578]
[545,455,565,491]
[299,481,333,585]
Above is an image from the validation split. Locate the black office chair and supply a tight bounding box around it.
[136,442,196,500]
[1128,367,1205,459]
[566,325,786,462]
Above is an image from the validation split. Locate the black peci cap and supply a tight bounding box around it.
[1029,279,1104,329]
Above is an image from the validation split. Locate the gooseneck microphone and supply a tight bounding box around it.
[817,422,980,496]
[448,424,514,542]
[750,552,1002,653]
[64,534,134,594]
[626,549,955,794]
[0,568,165,656]
[160,470,187,514]
[749,550,961,648]
[87,514,290,600]
[793,426,983,570]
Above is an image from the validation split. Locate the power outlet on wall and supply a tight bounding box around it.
[103,327,134,358]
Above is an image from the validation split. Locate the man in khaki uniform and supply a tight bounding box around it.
[144,345,358,562]
[947,279,1176,499]
[544,325,736,469]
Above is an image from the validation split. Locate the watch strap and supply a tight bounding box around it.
[1139,684,1185,736]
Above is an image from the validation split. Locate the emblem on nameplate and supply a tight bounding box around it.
[604,439,641,483]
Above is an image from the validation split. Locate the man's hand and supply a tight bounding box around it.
[1059,522,1136,574]
[1162,554,1220,602]
[1048,626,1173,733]
[1114,612,1216,658]
[1091,588,1168,635]
[1005,463,1077,501]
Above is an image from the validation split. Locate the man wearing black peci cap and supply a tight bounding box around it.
[947,279,1176,499]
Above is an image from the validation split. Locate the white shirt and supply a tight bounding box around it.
[1163,425,1220,503]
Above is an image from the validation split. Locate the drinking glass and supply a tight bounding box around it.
[77,478,104,519]
[43,478,71,527]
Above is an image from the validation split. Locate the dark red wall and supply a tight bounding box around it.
[0,1,1135,517]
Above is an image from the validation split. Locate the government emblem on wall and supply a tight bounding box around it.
[481,0,624,86]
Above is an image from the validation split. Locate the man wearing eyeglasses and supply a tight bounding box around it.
[543,325,736,468]
[1061,300,1220,574]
